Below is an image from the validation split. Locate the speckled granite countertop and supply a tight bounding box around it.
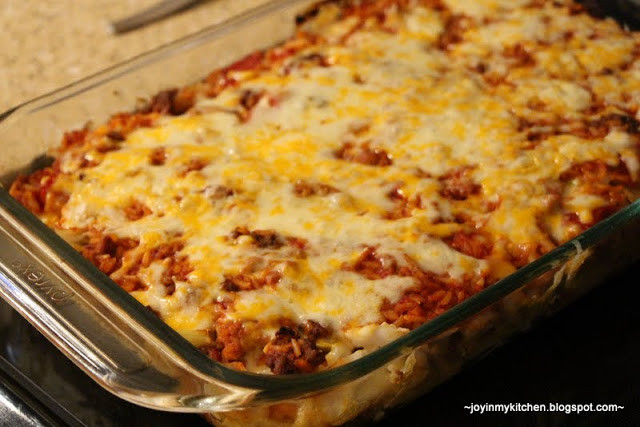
[0,0,267,112]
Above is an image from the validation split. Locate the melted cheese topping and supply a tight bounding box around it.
[40,0,640,369]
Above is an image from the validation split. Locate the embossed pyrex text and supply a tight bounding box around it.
[10,260,74,305]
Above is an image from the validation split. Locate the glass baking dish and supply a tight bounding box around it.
[0,0,639,424]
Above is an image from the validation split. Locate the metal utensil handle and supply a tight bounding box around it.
[111,0,202,34]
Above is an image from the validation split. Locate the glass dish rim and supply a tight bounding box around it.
[1,0,639,397]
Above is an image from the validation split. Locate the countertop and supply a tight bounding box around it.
[0,0,267,113]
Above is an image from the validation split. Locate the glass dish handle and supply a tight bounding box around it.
[0,190,250,412]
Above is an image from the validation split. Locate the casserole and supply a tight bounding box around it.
[1,0,640,425]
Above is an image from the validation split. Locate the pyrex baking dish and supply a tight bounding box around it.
[0,0,639,425]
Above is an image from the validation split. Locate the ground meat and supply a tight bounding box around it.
[567,2,585,15]
[287,237,308,250]
[217,321,245,362]
[141,241,184,266]
[518,113,640,144]
[206,185,235,200]
[437,14,472,50]
[345,247,452,285]
[221,268,282,292]
[206,31,320,97]
[342,0,445,22]
[200,320,245,364]
[292,180,338,197]
[343,246,400,279]
[179,157,209,176]
[384,186,422,219]
[300,319,329,341]
[222,256,283,292]
[204,52,265,97]
[104,112,155,139]
[263,321,329,374]
[595,113,640,135]
[231,226,251,238]
[146,89,175,115]
[439,167,481,200]
[60,128,89,150]
[559,160,634,227]
[237,89,265,122]
[143,88,195,116]
[282,237,309,259]
[503,43,536,67]
[561,160,635,193]
[149,147,167,166]
[139,240,192,294]
[81,232,139,276]
[94,137,122,154]
[115,275,145,292]
[231,227,284,249]
[444,230,493,259]
[268,34,321,66]
[160,254,192,295]
[228,51,265,72]
[591,188,632,222]
[9,167,64,215]
[240,89,264,110]
[221,274,253,292]
[335,142,392,166]
[45,191,70,216]
[78,232,154,292]
[562,160,617,182]
[283,52,331,74]
[106,130,125,141]
[526,0,546,9]
[204,72,237,98]
[295,2,321,25]
[421,0,447,10]
[571,119,619,140]
[252,230,282,248]
[516,115,567,145]
[123,199,152,221]
[507,241,550,268]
